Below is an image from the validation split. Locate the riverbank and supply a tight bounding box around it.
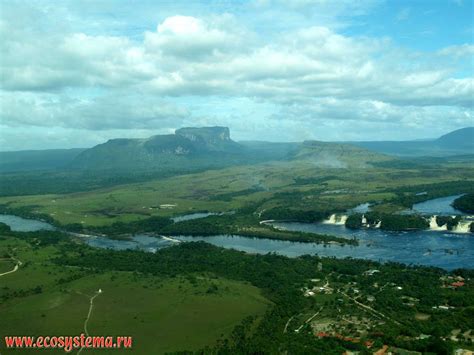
[3,213,474,270]
[0,210,358,247]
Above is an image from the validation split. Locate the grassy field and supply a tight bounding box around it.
[1,228,473,354]
[1,158,473,228]
[0,236,271,354]
[0,259,16,274]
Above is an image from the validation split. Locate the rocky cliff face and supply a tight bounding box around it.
[175,127,237,152]
[176,126,230,141]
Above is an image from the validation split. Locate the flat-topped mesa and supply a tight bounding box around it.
[175,127,240,153]
[70,126,243,170]
[175,126,231,143]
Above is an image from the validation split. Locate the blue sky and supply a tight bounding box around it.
[0,0,473,150]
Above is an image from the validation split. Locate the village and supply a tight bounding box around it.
[295,264,473,355]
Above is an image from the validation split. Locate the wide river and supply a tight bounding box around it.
[0,195,472,270]
[404,194,468,216]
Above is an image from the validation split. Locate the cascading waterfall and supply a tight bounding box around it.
[339,215,348,225]
[323,214,337,224]
[428,215,448,231]
[453,221,471,233]
[324,212,471,232]
[323,214,348,225]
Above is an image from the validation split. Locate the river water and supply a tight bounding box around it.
[171,211,234,223]
[404,194,467,216]
[85,234,178,253]
[0,195,472,270]
[0,214,56,232]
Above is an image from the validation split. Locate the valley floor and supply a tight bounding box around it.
[0,236,270,354]
[0,231,473,354]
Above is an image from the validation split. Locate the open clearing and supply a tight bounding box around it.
[0,237,271,354]
[0,259,16,274]
[1,159,472,227]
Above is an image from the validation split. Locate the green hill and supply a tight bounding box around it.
[352,127,473,157]
[0,126,409,196]
[71,126,248,171]
[436,127,474,150]
[71,126,391,172]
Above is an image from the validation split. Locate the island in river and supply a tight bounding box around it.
[1,194,472,271]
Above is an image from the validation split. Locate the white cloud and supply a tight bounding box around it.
[144,15,248,61]
[437,44,474,58]
[0,2,472,149]
[0,92,190,130]
[2,13,471,107]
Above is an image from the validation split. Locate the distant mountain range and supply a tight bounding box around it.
[70,126,393,171]
[0,127,472,174]
[351,127,474,157]
[0,148,86,172]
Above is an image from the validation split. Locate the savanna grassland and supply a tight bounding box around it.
[0,234,271,354]
[1,229,473,354]
[1,141,474,354]
[1,156,473,228]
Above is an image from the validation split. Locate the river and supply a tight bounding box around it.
[0,195,472,270]
[403,194,467,216]
[0,214,56,232]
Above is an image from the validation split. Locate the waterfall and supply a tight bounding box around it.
[453,221,471,234]
[323,214,337,224]
[338,215,348,225]
[375,221,381,228]
[361,215,368,226]
[323,214,347,225]
[429,216,447,231]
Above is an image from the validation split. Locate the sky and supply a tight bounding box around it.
[0,0,473,150]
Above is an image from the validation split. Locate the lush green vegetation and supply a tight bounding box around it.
[0,233,270,354]
[1,156,472,246]
[385,180,474,209]
[345,214,363,229]
[50,236,473,353]
[436,216,463,230]
[1,152,473,229]
[453,193,474,213]
[1,131,474,353]
[0,148,85,173]
[71,212,355,245]
[0,167,231,197]
[1,214,473,354]
[260,207,329,223]
[379,214,429,231]
[68,216,173,238]
[159,213,356,245]
[0,201,355,245]
[345,212,430,231]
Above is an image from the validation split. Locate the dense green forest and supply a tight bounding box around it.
[0,202,355,245]
[345,212,429,231]
[453,193,474,213]
[47,235,472,354]
[260,207,329,223]
[386,181,474,209]
[0,168,221,196]
[0,225,466,354]
[71,212,356,245]
[2,225,472,353]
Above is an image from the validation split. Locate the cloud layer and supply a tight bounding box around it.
[0,1,472,149]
